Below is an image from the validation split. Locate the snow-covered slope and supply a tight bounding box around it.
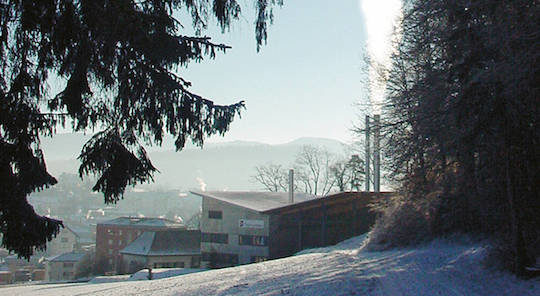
[2,236,538,296]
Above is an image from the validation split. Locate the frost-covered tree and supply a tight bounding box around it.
[0,0,283,259]
[379,0,538,275]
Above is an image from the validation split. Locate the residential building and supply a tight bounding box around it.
[120,229,201,273]
[193,191,392,267]
[3,255,43,282]
[45,252,86,282]
[46,226,80,257]
[0,269,12,285]
[95,217,185,274]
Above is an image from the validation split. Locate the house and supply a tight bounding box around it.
[46,226,80,257]
[3,255,43,282]
[45,252,86,282]
[120,229,201,273]
[192,191,392,268]
[0,268,12,285]
[96,217,185,274]
[67,224,96,251]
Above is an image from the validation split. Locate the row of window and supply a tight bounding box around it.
[238,235,268,246]
[201,252,267,265]
[251,256,267,263]
[201,232,228,244]
[208,210,222,219]
[201,233,268,246]
[154,262,185,268]
[105,228,142,237]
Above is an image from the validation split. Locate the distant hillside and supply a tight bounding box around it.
[43,133,348,191]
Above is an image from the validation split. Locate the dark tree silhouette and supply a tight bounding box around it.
[0,0,283,259]
[379,0,538,275]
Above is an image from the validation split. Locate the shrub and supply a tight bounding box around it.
[364,196,430,251]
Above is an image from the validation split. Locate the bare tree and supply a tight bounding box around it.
[330,154,365,192]
[251,163,289,192]
[294,145,336,196]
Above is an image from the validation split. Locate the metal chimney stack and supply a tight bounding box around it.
[288,169,294,204]
[373,114,381,193]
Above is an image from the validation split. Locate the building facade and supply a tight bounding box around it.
[45,252,85,282]
[120,230,201,273]
[95,217,185,274]
[194,191,392,268]
[201,196,270,267]
[46,226,79,257]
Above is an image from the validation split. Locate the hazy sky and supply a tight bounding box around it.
[51,1,402,146]
[180,1,370,145]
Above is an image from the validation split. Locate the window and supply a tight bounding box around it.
[108,239,113,245]
[208,210,222,219]
[238,235,268,246]
[61,237,68,243]
[119,230,122,235]
[154,262,184,268]
[251,256,267,263]
[107,229,112,234]
[108,258,113,265]
[63,262,74,268]
[108,249,113,255]
[201,232,228,244]
[118,240,122,246]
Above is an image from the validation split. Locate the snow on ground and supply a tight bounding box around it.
[1,235,538,296]
[88,268,206,284]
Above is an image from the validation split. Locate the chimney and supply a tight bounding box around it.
[365,115,371,192]
[374,114,381,193]
[288,169,294,204]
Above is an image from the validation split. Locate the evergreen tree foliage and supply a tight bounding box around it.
[0,0,282,259]
[380,0,538,275]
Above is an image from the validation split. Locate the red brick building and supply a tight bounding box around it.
[95,217,185,274]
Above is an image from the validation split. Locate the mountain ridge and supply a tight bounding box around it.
[42,133,350,191]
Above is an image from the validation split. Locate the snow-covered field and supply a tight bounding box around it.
[88,268,206,284]
[1,235,538,296]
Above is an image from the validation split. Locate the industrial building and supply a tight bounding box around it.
[192,191,391,268]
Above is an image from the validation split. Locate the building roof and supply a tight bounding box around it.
[191,191,318,212]
[120,230,201,257]
[263,191,395,214]
[63,225,80,238]
[47,252,86,263]
[99,217,185,228]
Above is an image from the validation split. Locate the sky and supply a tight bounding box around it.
[51,1,402,146]
[177,1,371,145]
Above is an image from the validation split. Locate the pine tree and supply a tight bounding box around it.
[0,0,282,259]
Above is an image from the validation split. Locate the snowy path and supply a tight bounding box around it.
[1,237,538,296]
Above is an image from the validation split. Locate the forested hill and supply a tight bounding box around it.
[42,133,348,191]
